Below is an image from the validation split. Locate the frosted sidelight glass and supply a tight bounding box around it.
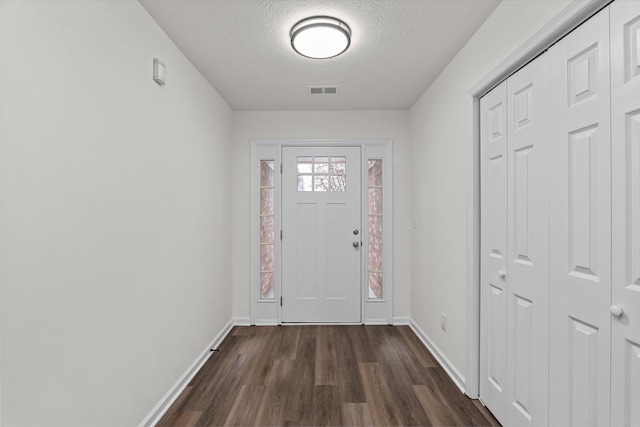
[261,160,275,187]
[369,215,383,243]
[368,159,383,186]
[260,216,275,243]
[368,160,383,299]
[260,189,274,215]
[260,272,275,299]
[260,160,276,300]
[369,272,383,300]
[368,244,383,272]
[368,187,383,215]
[260,244,274,273]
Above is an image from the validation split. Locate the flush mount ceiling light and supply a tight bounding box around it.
[290,16,351,59]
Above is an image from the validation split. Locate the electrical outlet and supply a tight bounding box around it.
[441,312,447,332]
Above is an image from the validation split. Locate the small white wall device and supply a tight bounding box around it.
[153,58,166,85]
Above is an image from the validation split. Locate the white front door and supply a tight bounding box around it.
[548,7,612,427]
[281,146,361,323]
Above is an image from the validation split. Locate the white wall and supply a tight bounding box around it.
[232,111,411,321]
[0,1,233,425]
[409,0,571,380]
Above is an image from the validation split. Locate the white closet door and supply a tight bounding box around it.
[505,54,550,427]
[480,81,508,425]
[611,2,640,426]
[548,7,612,427]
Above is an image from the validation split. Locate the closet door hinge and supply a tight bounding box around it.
[280,296,283,306]
[280,230,283,240]
[280,163,283,174]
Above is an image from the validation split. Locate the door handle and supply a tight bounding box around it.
[353,229,359,235]
[610,305,624,317]
[353,241,360,248]
[498,270,506,279]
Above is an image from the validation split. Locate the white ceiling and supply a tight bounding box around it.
[140,0,501,111]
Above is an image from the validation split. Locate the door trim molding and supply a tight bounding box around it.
[465,0,610,399]
[250,139,393,325]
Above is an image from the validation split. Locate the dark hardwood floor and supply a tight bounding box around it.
[158,325,500,427]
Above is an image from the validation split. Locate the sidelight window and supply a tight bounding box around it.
[368,159,383,299]
[259,160,276,299]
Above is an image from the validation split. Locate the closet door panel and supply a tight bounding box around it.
[548,7,611,427]
[480,81,508,425]
[505,54,550,427]
[611,2,640,426]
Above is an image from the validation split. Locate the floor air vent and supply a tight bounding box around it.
[309,86,339,95]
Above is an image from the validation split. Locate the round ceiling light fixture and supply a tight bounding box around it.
[290,16,351,59]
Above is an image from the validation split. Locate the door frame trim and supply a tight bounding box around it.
[465,0,610,399]
[250,139,393,326]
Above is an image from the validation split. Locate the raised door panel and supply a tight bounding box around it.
[489,155,507,259]
[480,81,508,425]
[568,125,601,281]
[325,203,348,299]
[548,7,611,427]
[512,145,532,265]
[487,284,506,393]
[505,54,550,427]
[511,295,533,419]
[611,2,640,426]
[294,203,318,299]
[623,341,640,427]
[567,318,600,427]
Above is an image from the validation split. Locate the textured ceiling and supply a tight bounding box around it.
[140,0,501,111]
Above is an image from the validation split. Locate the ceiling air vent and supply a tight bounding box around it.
[309,86,339,95]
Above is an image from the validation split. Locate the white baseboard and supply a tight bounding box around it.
[392,316,410,325]
[233,317,251,326]
[363,317,409,325]
[364,319,389,325]
[255,319,278,326]
[139,319,234,427]
[281,322,362,326]
[409,319,466,393]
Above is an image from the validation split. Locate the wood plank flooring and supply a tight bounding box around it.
[158,325,500,427]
